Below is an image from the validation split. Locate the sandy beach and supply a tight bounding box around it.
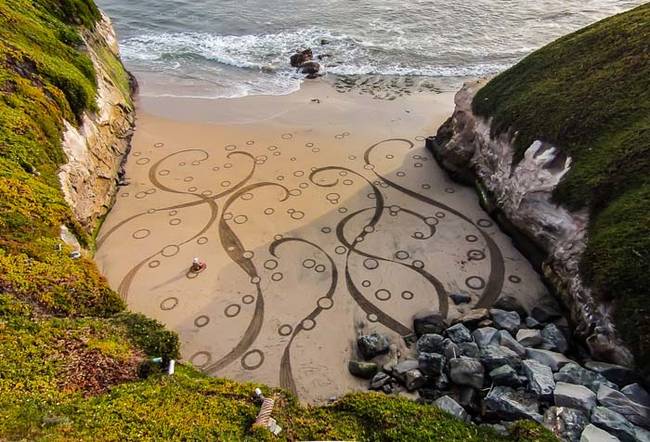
[95,78,549,403]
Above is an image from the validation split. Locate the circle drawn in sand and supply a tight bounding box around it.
[279,324,293,337]
[465,235,479,243]
[221,180,232,187]
[466,276,486,290]
[197,236,208,245]
[477,219,494,228]
[396,171,406,177]
[364,164,375,171]
[135,192,147,199]
[161,245,180,257]
[509,275,522,284]
[234,215,248,224]
[271,272,283,282]
[242,350,265,370]
[136,158,150,166]
[246,140,255,145]
[242,251,254,259]
[395,250,410,260]
[445,188,455,194]
[190,351,212,368]
[160,297,178,311]
[290,211,305,220]
[338,207,348,214]
[148,260,161,269]
[305,142,314,148]
[224,163,233,169]
[224,144,237,151]
[318,297,334,310]
[415,136,426,141]
[435,212,446,219]
[169,218,182,226]
[121,192,129,198]
[273,151,281,156]
[422,184,431,190]
[335,246,347,255]
[132,229,151,240]
[133,152,141,157]
[250,276,261,284]
[264,259,278,270]
[362,280,372,288]
[363,259,379,270]
[402,291,414,300]
[169,210,178,216]
[314,264,326,273]
[468,250,486,261]
[301,318,316,331]
[225,304,241,318]
[302,259,316,269]
[367,313,379,323]
[375,289,391,301]
[242,295,255,305]
[154,142,164,148]
[281,133,293,140]
[267,145,278,151]
[264,208,275,216]
[194,315,210,328]
[183,176,194,183]
[321,227,332,234]
[425,217,438,226]
[412,260,425,269]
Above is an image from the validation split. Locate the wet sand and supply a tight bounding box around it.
[95,79,549,403]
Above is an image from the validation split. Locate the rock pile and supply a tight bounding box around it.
[289,48,322,79]
[348,305,649,441]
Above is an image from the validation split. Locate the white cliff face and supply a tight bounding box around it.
[58,12,135,230]
[432,80,633,367]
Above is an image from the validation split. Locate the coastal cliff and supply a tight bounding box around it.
[431,4,649,375]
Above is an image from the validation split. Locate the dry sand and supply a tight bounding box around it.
[95,79,549,403]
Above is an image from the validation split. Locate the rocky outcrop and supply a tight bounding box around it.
[58,11,135,231]
[428,80,633,368]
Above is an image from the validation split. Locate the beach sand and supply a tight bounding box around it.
[95,79,549,403]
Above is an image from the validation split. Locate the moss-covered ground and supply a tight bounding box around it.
[472,4,649,376]
[0,0,559,439]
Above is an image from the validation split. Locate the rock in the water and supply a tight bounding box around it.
[416,333,445,354]
[290,48,313,67]
[418,352,445,377]
[405,368,426,391]
[591,406,639,442]
[541,323,569,353]
[517,329,544,347]
[544,406,589,442]
[484,386,543,422]
[555,362,616,393]
[580,424,621,442]
[348,360,378,379]
[555,382,597,416]
[449,357,484,389]
[480,345,522,371]
[414,311,449,336]
[453,308,490,328]
[526,348,571,372]
[369,372,392,390]
[621,383,650,407]
[597,384,650,429]
[585,361,637,388]
[493,295,527,318]
[523,359,555,398]
[357,333,390,360]
[490,365,524,388]
[458,342,480,358]
[498,330,527,357]
[434,395,470,422]
[472,327,499,348]
[299,61,321,77]
[490,309,521,334]
[445,323,473,343]
[450,292,471,305]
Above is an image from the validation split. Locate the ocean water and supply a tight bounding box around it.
[97,0,644,98]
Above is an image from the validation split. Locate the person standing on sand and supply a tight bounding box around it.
[190,257,206,273]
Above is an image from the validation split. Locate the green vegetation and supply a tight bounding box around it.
[0,0,558,440]
[472,4,649,375]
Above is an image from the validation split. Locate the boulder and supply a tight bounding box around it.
[404,368,426,391]
[290,48,312,67]
[458,386,478,409]
[442,338,461,360]
[580,424,621,442]
[348,360,378,379]
[453,308,490,328]
[392,359,419,381]
[517,329,544,347]
[555,382,597,416]
[621,383,650,407]
[541,323,569,353]
[490,308,521,334]
[450,292,471,305]
[434,395,470,422]
[472,327,499,348]
[493,295,527,318]
[299,61,321,77]
[416,334,445,354]
[554,362,617,393]
[458,342,480,358]
[526,316,543,329]
[526,348,571,372]
[591,406,638,442]
[585,362,637,388]
[479,345,522,371]
[490,365,524,388]
[531,300,562,323]
[435,372,451,391]
[484,386,543,422]
[449,357,484,389]
[543,406,589,442]
[635,427,650,442]
[597,384,650,429]
[414,311,449,336]
[357,333,390,360]
[445,323,473,343]
[522,359,555,398]
[418,352,445,377]
[498,330,527,357]
[369,372,392,390]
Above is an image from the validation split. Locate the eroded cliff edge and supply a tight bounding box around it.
[428,3,649,374]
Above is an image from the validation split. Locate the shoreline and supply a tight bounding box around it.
[95,80,551,403]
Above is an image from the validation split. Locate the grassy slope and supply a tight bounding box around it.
[472,4,649,374]
[0,0,558,440]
